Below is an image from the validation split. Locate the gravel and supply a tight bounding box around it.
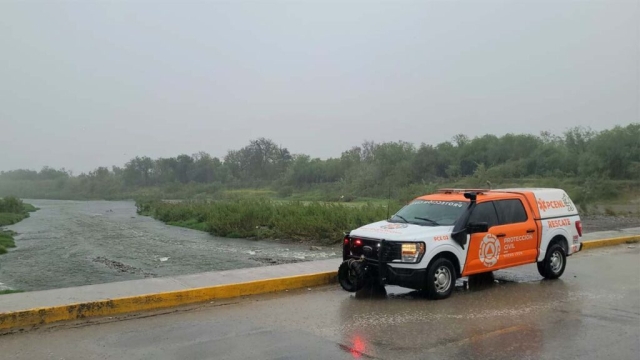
[581,215,640,232]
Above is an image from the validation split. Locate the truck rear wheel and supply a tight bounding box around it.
[537,244,566,279]
[425,258,456,300]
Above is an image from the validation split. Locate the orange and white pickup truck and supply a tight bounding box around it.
[338,188,583,299]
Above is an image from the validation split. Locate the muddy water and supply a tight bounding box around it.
[0,200,339,292]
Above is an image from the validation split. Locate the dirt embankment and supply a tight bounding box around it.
[581,215,640,233]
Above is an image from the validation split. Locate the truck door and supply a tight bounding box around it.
[492,198,538,267]
[462,201,500,276]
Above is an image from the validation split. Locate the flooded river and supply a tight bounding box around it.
[0,200,339,292]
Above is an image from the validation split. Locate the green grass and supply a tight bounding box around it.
[138,199,401,244]
[167,219,208,232]
[0,232,16,248]
[0,230,17,255]
[0,289,24,295]
[0,212,25,226]
[224,189,275,197]
[270,198,392,208]
[0,198,37,256]
[0,197,38,226]
[22,203,39,212]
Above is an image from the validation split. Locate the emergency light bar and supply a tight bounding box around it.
[437,188,490,194]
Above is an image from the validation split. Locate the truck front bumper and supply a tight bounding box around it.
[382,266,427,289]
[343,239,427,290]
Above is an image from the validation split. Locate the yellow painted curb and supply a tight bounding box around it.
[0,271,337,332]
[581,235,640,250]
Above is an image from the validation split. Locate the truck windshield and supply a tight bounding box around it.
[390,200,468,226]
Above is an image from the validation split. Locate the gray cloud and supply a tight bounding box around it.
[1,0,638,173]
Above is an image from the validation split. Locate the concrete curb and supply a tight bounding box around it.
[0,271,337,332]
[581,235,640,250]
[1,235,638,332]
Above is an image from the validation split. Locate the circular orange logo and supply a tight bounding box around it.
[479,234,500,267]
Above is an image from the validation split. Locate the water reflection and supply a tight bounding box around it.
[338,334,370,358]
[336,273,578,359]
[354,284,387,299]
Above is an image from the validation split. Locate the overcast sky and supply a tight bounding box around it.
[1,0,638,173]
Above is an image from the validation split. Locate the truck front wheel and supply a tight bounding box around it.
[425,258,456,300]
[338,260,368,292]
[537,244,566,279]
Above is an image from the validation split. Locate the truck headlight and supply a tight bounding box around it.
[401,242,425,263]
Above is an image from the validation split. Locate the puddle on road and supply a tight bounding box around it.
[352,270,543,301]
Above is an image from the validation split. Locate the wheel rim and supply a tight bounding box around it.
[550,250,563,273]
[348,269,357,284]
[434,266,451,293]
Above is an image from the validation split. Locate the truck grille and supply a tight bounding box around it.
[380,242,402,262]
[350,238,401,262]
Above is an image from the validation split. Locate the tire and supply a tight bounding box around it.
[537,244,567,279]
[425,258,456,300]
[338,260,368,292]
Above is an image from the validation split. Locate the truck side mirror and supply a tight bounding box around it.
[467,221,489,234]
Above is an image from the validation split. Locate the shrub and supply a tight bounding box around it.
[0,196,24,213]
[0,213,23,226]
[277,186,294,198]
[0,290,23,295]
[137,199,395,243]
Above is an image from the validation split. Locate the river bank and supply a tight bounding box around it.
[0,197,38,256]
[136,199,398,244]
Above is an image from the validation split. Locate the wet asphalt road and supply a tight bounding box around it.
[1,245,638,360]
[0,200,338,291]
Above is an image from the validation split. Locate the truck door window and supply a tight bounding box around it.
[494,199,528,224]
[468,202,498,228]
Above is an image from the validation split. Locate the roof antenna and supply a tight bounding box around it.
[486,180,492,190]
[387,185,391,219]
[464,192,478,203]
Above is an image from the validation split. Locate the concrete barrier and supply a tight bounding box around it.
[1,233,638,332]
[581,235,640,250]
[0,271,336,332]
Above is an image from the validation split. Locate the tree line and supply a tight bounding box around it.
[1,124,638,201]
